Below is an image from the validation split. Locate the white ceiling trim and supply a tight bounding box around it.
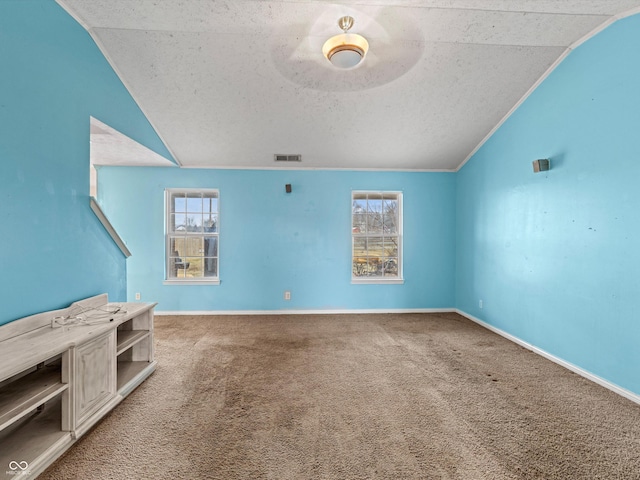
[178,164,457,173]
[55,0,640,172]
[456,5,640,172]
[288,1,640,15]
[57,0,183,167]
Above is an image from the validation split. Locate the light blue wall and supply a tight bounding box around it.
[0,0,173,325]
[5,0,639,399]
[98,167,456,311]
[456,14,640,394]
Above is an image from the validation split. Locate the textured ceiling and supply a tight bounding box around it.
[90,117,175,167]
[58,0,640,171]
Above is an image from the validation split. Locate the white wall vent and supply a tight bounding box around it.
[274,154,302,162]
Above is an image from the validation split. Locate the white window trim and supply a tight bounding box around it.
[351,277,404,285]
[351,190,404,285]
[165,188,220,284]
[163,279,220,286]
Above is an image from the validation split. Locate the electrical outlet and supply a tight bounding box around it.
[135,293,141,300]
[284,291,291,301]
[479,299,483,309]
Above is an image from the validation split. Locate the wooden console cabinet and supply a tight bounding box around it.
[0,295,156,479]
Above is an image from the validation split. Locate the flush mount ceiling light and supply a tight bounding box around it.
[322,16,369,69]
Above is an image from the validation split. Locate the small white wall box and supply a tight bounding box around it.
[532,159,550,172]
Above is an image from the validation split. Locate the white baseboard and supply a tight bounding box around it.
[456,309,640,406]
[155,308,456,316]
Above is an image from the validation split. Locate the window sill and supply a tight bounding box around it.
[163,279,220,286]
[351,278,405,285]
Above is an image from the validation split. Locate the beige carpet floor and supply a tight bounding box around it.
[40,312,640,479]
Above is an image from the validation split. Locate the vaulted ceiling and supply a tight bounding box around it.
[59,0,640,171]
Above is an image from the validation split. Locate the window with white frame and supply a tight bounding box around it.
[352,191,402,282]
[166,189,219,282]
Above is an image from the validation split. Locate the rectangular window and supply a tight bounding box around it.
[165,189,219,283]
[352,191,403,284]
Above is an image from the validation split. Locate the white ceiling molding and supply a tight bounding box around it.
[456,4,640,172]
[56,0,640,171]
[59,0,183,167]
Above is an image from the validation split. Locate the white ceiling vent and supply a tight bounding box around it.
[274,154,302,162]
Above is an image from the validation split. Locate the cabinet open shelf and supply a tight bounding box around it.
[116,361,152,392]
[0,396,71,476]
[0,296,156,479]
[115,312,154,395]
[0,368,68,432]
[116,330,149,356]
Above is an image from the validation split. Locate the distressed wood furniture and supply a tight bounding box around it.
[0,294,156,479]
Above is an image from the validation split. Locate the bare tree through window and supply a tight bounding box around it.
[166,189,219,280]
[352,192,401,279]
